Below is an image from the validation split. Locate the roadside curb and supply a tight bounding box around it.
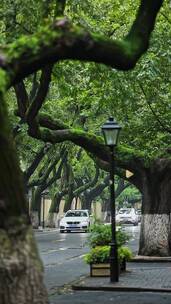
[71,284,171,293]
[131,256,171,262]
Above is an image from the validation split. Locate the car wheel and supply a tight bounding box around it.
[133,222,138,226]
[60,230,64,233]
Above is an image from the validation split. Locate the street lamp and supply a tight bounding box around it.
[101,117,121,283]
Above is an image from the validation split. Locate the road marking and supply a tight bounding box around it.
[41,246,86,255]
[44,253,86,267]
[42,248,68,254]
[51,239,65,243]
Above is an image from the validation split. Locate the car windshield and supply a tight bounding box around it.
[119,209,131,214]
[65,211,88,217]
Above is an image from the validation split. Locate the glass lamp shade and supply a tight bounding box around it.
[101,117,121,146]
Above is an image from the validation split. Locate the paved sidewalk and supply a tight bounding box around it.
[72,258,171,292]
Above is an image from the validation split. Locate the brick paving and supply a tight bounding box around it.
[72,261,171,292]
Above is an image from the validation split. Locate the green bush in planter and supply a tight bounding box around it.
[84,245,132,264]
[118,246,133,261]
[87,224,130,248]
[84,246,110,264]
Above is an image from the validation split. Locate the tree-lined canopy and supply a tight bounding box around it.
[1,1,171,303]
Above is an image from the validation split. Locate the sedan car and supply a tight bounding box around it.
[59,209,91,233]
[116,208,139,226]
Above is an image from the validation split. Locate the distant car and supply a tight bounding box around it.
[116,208,138,226]
[59,209,91,233]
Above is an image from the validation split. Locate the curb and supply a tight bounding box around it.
[131,256,171,263]
[71,284,171,293]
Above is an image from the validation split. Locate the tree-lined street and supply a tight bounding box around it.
[35,226,171,304]
[35,225,140,295]
[0,1,171,303]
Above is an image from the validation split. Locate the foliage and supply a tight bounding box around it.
[118,246,133,261]
[87,223,130,247]
[116,184,141,207]
[84,245,110,264]
[84,245,132,264]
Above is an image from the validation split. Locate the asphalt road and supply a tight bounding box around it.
[35,225,171,304]
[35,230,90,292]
[35,225,140,296]
[53,290,171,304]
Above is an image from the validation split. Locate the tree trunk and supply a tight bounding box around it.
[0,89,48,303]
[46,212,58,227]
[0,226,48,304]
[82,195,92,211]
[139,213,170,256]
[138,165,171,256]
[31,188,42,228]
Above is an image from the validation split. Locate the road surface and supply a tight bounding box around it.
[35,225,140,294]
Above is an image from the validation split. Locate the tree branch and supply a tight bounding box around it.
[26,65,53,124]
[24,144,50,184]
[55,0,67,16]
[14,81,29,117]
[139,82,171,134]
[74,166,100,197]
[3,0,163,86]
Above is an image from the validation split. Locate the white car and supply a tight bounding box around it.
[59,209,91,233]
[116,208,138,226]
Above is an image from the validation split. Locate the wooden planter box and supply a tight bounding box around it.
[90,258,126,277]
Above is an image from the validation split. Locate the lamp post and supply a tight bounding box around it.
[101,117,121,283]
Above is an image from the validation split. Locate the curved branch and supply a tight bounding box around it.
[26,65,53,124]
[28,116,109,163]
[55,0,67,16]
[3,0,163,86]
[87,175,110,200]
[24,144,51,185]
[74,166,100,197]
[14,81,29,117]
[139,82,171,134]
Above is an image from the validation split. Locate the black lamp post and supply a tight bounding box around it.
[101,117,121,283]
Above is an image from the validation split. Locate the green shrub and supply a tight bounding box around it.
[87,224,130,248]
[118,246,133,261]
[84,246,110,264]
[84,245,132,264]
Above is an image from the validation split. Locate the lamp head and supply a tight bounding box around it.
[101,117,121,146]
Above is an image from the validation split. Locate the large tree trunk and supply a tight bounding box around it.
[138,164,171,256]
[0,226,48,303]
[82,196,92,211]
[0,90,48,303]
[46,193,61,227]
[31,188,42,228]
[139,213,170,256]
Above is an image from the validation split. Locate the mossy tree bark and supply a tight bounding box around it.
[0,87,48,303]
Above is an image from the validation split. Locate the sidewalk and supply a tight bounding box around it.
[72,257,171,293]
